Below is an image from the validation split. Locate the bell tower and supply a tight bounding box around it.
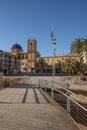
[28,39,37,53]
[27,39,37,72]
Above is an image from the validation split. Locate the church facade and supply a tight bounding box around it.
[0,38,79,74]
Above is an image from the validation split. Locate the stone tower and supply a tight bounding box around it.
[27,39,37,72]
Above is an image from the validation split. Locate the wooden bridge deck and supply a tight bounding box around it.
[0,85,80,130]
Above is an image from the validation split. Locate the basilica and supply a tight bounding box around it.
[0,39,79,74]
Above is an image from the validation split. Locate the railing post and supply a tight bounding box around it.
[42,80,43,88]
[45,80,47,92]
[39,79,40,88]
[51,81,54,98]
[66,81,70,113]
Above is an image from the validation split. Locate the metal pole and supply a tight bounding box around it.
[45,80,47,92]
[66,81,70,113]
[51,24,56,82]
[52,43,55,81]
[51,81,54,98]
[39,79,40,88]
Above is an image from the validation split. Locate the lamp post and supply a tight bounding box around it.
[51,25,56,81]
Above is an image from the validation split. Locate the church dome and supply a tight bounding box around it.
[0,50,3,52]
[11,43,23,51]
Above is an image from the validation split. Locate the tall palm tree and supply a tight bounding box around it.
[83,37,87,70]
[70,38,83,71]
[60,58,80,75]
[55,61,62,73]
[36,58,47,73]
[71,38,83,55]
[72,60,81,74]
[63,58,74,75]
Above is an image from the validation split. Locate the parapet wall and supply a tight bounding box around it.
[9,78,19,86]
[4,78,20,87]
[0,72,3,88]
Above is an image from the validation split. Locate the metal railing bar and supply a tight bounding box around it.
[44,81,87,102]
[53,88,87,112]
[70,83,87,91]
[40,79,87,112]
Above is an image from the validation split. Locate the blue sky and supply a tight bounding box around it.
[0,0,87,56]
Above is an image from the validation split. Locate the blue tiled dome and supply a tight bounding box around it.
[0,50,3,52]
[11,43,23,51]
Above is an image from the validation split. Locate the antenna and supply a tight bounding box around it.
[52,24,54,32]
[50,24,56,81]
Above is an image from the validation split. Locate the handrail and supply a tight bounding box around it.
[70,82,87,91]
[48,82,87,103]
[51,87,87,112]
[42,80,87,103]
[39,79,87,112]
[47,80,87,91]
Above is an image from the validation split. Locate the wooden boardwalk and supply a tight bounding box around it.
[0,85,80,130]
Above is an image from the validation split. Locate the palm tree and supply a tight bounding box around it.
[71,38,83,55]
[60,58,80,75]
[83,37,87,70]
[55,61,62,73]
[63,58,74,75]
[36,58,47,73]
[72,60,81,74]
[70,38,83,71]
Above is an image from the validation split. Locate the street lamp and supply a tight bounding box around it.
[50,25,56,81]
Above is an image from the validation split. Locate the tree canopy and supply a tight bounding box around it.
[70,37,87,71]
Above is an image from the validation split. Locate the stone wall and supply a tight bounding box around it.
[9,78,19,86]
[0,72,3,88]
[4,78,21,87]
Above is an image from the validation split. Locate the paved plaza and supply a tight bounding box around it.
[0,82,80,130]
[0,88,48,104]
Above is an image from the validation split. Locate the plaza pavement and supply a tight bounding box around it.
[0,79,80,130]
